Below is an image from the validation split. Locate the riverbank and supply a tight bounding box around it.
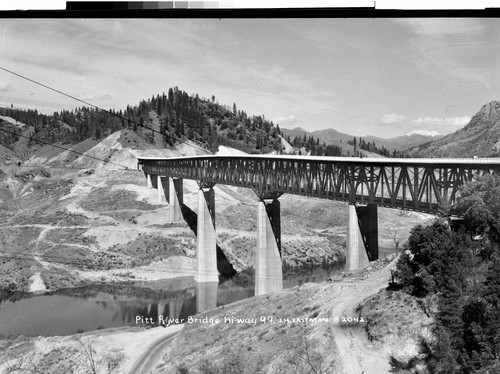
[1,252,434,374]
[0,324,184,374]
[154,254,400,374]
[0,263,344,338]
[0,255,385,372]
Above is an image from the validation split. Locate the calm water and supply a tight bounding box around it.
[0,263,344,337]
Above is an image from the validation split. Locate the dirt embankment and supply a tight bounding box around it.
[0,166,199,292]
[146,255,430,374]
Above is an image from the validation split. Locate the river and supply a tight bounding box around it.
[0,263,344,338]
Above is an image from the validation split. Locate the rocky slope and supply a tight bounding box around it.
[406,100,500,158]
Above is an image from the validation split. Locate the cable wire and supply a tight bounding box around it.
[11,164,128,171]
[0,66,211,155]
[0,69,410,255]
[0,127,134,171]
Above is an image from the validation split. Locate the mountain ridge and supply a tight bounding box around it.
[281,126,441,155]
[406,101,500,158]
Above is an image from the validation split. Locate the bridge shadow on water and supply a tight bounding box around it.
[180,203,237,278]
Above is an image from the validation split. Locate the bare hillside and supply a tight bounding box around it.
[1,129,432,294]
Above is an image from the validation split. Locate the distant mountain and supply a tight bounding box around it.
[281,126,441,156]
[363,133,442,152]
[281,127,385,157]
[279,127,309,139]
[406,101,500,158]
[310,128,356,145]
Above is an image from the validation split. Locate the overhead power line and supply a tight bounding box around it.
[0,68,409,248]
[0,66,211,155]
[0,127,136,171]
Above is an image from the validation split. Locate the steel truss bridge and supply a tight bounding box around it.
[138,155,500,213]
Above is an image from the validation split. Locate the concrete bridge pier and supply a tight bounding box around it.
[146,173,152,188]
[194,186,219,283]
[346,203,379,271]
[255,199,283,296]
[356,203,379,262]
[169,177,184,222]
[346,204,368,271]
[157,175,169,202]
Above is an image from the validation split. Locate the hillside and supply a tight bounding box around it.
[0,129,352,293]
[0,120,432,295]
[153,255,427,374]
[0,87,284,161]
[406,100,500,158]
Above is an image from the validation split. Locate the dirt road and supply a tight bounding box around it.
[129,327,182,374]
[328,258,397,373]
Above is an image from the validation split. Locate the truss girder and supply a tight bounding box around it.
[139,157,500,213]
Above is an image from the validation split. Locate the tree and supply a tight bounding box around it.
[394,174,500,372]
[95,126,101,139]
[277,323,336,374]
[392,230,403,252]
[454,173,500,245]
[76,337,125,374]
[481,254,500,362]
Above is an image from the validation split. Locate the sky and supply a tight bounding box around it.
[0,17,498,138]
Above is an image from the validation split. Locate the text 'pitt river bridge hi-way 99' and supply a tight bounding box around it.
[137,154,500,295]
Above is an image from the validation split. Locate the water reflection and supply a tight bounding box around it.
[0,263,344,337]
[196,282,218,314]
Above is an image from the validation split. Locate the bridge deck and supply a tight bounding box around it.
[138,155,500,213]
[138,154,500,165]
